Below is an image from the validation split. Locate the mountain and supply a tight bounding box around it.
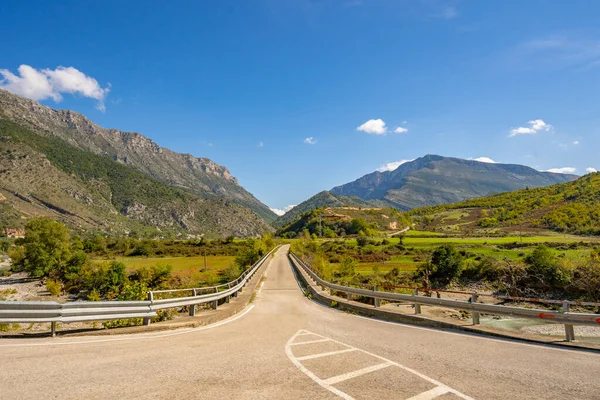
[409,172,600,236]
[331,155,577,209]
[0,89,276,223]
[275,155,578,227]
[277,205,410,238]
[272,191,389,228]
[0,93,274,237]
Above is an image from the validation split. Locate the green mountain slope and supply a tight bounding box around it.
[0,117,273,238]
[0,89,276,222]
[410,173,600,235]
[277,206,410,238]
[272,191,390,228]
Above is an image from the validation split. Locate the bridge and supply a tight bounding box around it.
[1,245,599,399]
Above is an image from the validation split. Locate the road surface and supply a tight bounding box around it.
[1,245,599,399]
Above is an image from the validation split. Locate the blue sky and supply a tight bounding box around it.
[2,1,600,214]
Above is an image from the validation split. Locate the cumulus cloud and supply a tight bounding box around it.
[573,140,580,145]
[509,119,552,137]
[586,167,597,173]
[304,137,316,145]
[473,157,496,163]
[377,159,414,172]
[0,64,110,112]
[270,205,296,216]
[542,167,576,174]
[394,127,408,134]
[357,119,388,135]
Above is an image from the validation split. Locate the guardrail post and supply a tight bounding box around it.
[189,289,197,317]
[212,287,219,310]
[471,292,480,325]
[413,288,421,314]
[143,292,153,326]
[563,300,575,342]
[373,285,380,308]
[51,321,56,337]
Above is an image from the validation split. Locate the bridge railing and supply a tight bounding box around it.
[0,246,279,337]
[289,252,600,342]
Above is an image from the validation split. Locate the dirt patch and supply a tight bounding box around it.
[0,272,54,301]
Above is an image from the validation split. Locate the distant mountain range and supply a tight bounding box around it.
[274,155,578,227]
[0,89,275,237]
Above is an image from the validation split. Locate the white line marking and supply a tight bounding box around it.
[296,348,357,361]
[291,338,331,346]
[0,305,255,348]
[285,331,354,400]
[324,362,392,385]
[407,386,450,400]
[285,330,474,400]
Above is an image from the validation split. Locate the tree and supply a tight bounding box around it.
[339,257,357,277]
[348,218,369,235]
[525,244,570,287]
[16,217,71,277]
[425,244,464,285]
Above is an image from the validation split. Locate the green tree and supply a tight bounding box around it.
[16,217,71,277]
[339,257,357,277]
[525,244,570,287]
[425,244,464,285]
[348,218,369,235]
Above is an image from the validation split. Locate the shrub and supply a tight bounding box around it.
[46,279,62,296]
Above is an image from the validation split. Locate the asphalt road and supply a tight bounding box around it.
[1,245,599,399]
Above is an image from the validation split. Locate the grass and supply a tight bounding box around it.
[94,255,236,281]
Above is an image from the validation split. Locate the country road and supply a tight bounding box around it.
[1,245,599,400]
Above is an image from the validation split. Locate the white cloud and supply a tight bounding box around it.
[357,118,388,135]
[0,64,110,112]
[402,120,408,124]
[573,140,580,145]
[304,137,316,145]
[394,127,408,134]
[542,167,576,174]
[270,205,296,216]
[509,119,552,137]
[586,167,597,173]
[473,157,496,163]
[258,141,264,148]
[377,159,414,172]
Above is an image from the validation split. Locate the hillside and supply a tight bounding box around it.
[409,173,600,236]
[272,191,390,228]
[0,89,276,222]
[331,155,577,209]
[0,117,273,238]
[277,206,410,238]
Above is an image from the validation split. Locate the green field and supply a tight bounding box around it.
[94,255,236,282]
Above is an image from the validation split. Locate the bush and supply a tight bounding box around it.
[46,279,62,296]
[356,236,370,247]
[525,244,571,288]
[419,244,464,286]
[221,264,241,283]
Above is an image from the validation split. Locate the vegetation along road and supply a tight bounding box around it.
[1,246,599,400]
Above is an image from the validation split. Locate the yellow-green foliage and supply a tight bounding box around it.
[410,173,600,235]
[45,279,61,296]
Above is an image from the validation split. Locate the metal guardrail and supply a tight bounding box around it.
[0,246,278,337]
[289,252,600,342]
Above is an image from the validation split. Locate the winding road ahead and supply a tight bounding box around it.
[1,246,599,399]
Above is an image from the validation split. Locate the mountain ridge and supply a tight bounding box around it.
[0,89,276,222]
[275,155,578,226]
